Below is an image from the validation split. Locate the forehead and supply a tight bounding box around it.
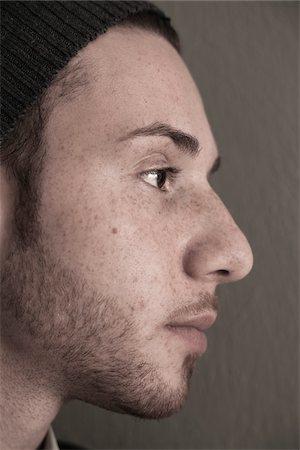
[85,27,201,107]
[45,27,215,156]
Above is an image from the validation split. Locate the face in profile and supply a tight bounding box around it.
[2,26,253,420]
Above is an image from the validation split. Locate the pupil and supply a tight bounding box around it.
[157,171,166,189]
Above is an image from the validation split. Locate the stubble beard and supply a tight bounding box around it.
[1,225,197,420]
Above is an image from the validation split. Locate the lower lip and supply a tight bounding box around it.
[166,326,207,354]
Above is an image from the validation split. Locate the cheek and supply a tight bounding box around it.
[38,162,173,305]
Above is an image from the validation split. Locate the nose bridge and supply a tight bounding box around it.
[183,186,254,283]
[191,185,239,235]
[207,188,240,237]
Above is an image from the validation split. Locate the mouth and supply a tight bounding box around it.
[167,310,217,331]
[165,311,217,354]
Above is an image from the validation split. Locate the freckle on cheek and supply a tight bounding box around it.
[112,227,118,234]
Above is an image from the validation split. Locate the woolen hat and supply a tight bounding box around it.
[0,1,170,141]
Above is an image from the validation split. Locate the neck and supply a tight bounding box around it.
[0,337,63,450]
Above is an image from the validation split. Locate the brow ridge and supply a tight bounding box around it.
[119,121,201,158]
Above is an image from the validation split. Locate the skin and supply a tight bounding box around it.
[0,26,253,449]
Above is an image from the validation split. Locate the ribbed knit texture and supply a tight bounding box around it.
[0,1,170,141]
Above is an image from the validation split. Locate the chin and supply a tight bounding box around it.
[83,387,189,421]
[73,352,198,421]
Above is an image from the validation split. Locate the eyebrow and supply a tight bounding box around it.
[118,121,201,158]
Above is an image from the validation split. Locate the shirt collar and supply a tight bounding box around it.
[41,426,60,450]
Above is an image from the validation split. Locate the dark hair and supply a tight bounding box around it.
[0,11,181,246]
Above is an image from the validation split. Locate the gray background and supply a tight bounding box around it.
[53,1,299,449]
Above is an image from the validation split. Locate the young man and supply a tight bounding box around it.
[0,2,253,449]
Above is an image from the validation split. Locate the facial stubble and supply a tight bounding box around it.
[1,222,198,420]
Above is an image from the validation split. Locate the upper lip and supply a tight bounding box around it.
[167,311,217,332]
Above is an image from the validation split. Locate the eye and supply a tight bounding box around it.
[140,167,180,192]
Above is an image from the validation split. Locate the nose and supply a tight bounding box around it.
[182,189,254,284]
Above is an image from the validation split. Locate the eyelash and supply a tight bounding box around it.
[140,167,181,192]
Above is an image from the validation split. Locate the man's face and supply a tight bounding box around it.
[3,27,253,418]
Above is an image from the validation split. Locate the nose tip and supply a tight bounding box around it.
[214,234,254,283]
[183,223,254,285]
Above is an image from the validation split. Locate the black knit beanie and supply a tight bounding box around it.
[0,1,170,142]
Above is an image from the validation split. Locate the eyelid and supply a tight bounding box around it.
[131,152,169,170]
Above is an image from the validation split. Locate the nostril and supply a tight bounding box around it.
[217,269,230,276]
